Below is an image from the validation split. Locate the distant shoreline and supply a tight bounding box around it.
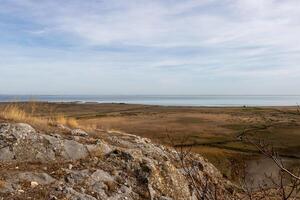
[0,101,299,108]
[0,94,299,107]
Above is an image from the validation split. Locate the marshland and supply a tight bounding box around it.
[1,101,299,185]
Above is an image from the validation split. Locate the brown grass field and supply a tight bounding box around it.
[1,102,300,181]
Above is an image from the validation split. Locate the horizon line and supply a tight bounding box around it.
[1,94,300,96]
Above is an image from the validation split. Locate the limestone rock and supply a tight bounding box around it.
[71,129,89,137]
[0,122,238,199]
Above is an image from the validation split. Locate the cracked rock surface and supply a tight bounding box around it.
[0,123,237,199]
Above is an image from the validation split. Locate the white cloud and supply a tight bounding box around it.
[0,0,300,94]
[3,0,300,48]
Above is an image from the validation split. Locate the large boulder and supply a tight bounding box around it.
[0,123,93,162]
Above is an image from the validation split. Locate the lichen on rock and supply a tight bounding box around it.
[0,123,238,199]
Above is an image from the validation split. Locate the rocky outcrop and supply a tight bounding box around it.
[0,123,238,200]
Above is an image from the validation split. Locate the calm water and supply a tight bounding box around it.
[0,95,299,106]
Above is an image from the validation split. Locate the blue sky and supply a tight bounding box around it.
[0,0,300,95]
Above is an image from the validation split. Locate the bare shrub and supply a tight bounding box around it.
[166,121,300,200]
[167,133,220,200]
[239,135,300,200]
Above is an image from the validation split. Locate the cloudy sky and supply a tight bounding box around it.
[0,0,300,95]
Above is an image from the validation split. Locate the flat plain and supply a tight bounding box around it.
[1,102,299,181]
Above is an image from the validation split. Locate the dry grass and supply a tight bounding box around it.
[55,115,78,128]
[0,180,5,188]
[1,102,300,183]
[0,104,48,127]
[0,103,79,129]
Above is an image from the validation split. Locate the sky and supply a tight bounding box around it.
[0,0,300,95]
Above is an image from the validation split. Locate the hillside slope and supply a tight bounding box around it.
[0,123,238,200]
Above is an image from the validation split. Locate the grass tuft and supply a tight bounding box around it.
[0,104,48,127]
[0,103,79,129]
[66,117,79,128]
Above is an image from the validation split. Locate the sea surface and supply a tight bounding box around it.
[0,95,300,106]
